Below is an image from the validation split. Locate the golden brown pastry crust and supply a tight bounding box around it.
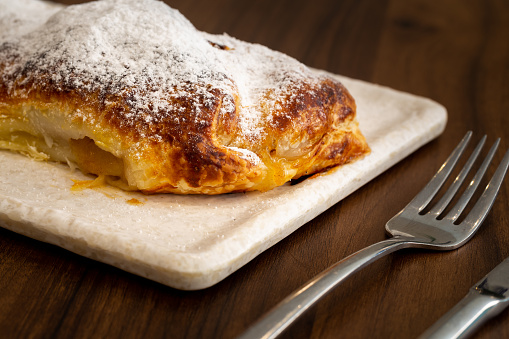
[0,0,369,194]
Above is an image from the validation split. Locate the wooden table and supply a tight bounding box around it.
[1,0,508,338]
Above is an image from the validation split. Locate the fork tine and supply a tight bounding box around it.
[461,148,509,228]
[429,135,487,217]
[444,138,500,221]
[409,131,472,212]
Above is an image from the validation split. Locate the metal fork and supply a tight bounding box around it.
[238,131,509,339]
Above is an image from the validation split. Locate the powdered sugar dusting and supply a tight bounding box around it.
[226,146,261,165]
[0,0,63,39]
[0,0,321,143]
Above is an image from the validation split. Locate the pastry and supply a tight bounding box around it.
[0,0,370,194]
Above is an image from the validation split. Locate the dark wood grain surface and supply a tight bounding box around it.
[1,0,508,338]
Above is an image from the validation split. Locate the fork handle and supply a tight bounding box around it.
[237,237,411,339]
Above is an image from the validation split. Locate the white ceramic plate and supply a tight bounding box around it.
[0,72,447,290]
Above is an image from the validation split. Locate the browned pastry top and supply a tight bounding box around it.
[0,0,369,194]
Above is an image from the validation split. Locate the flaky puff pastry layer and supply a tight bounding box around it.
[0,0,369,195]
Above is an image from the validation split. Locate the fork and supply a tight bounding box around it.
[238,131,509,339]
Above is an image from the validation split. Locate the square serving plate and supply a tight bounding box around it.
[0,72,447,290]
